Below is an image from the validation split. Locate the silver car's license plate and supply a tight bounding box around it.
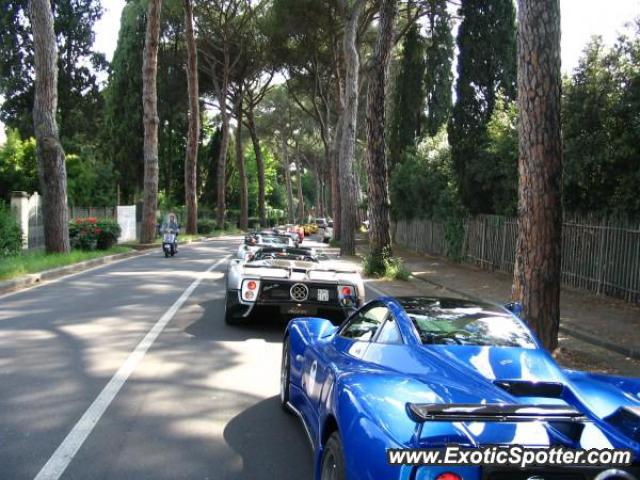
[317,289,329,301]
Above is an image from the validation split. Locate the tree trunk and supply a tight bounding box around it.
[314,163,323,217]
[330,118,342,239]
[282,137,294,223]
[338,0,366,256]
[183,0,199,234]
[235,95,248,230]
[29,0,70,254]
[296,158,305,223]
[216,95,230,230]
[140,0,162,244]
[366,0,397,271]
[246,108,266,227]
[512,0,563,351]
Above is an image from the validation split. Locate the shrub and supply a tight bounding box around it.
[197,218,216,234]
[363,247,411,281]
[96,219,121,250]
[0,204,23,257]
[69,217,121,250]
[69,217,98,250]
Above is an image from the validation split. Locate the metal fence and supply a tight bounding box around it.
[394,216,640,304]
[68,207,117,219]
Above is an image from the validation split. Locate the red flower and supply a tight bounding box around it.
[95,227,102,235]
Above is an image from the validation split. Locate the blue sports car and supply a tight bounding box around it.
[280,296,640,480]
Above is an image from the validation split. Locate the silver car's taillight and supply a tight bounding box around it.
[241,279,260,302]
[338,284,356,307]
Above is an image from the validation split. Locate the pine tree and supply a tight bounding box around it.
[448,0,517,214]
[512,0,562,351]
[389,24,425,167]
[103,1,146,204]
[424,0,454,137]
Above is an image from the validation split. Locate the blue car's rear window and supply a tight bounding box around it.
[400,297,536,348]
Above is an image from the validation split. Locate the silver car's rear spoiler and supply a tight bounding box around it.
[407,403,586,423]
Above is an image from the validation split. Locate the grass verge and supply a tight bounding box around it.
[0,246,131,281]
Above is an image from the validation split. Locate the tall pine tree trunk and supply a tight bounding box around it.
[183,0,199,234]
[366,0,397,271]
[140,0,162,244]
[512,0,563,351]
[296,158,304,222]
[30,0,70,253]
[338,0,366,255]
[330,118,342,238]
[235,95,248,230]
[246,108,266,227]
[216,88,230,230]
[282,137,294,223]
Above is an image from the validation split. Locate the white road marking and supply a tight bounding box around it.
[33,254,231,480]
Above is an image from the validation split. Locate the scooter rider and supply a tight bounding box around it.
[162,213,180,252]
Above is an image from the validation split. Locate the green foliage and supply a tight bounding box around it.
[562,31,640,217]
[66,151,117,207]
[102,0,146,203]
[197,218,217,235]
[0,203,23,257]
[478,95,518,216]
[448,0,517,214]
[363,247,410,281]
[0,0,106,140]
[95,219,121,250]
[390,129,467,258]
[424,0,454,137]
[389,24,426,167]
[69,217,121,251]
[0,130,38,201]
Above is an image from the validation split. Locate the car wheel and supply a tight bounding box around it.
[224,292,240,326]
[321,432,346,480]
[280,337,291,410]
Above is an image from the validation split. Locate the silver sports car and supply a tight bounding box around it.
[224,247,364,325]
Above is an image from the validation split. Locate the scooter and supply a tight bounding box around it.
[162,228,178,257]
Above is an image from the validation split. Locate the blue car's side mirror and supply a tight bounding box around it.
[504,302,523,317]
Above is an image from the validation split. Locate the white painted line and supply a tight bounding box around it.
[33,254,231,480]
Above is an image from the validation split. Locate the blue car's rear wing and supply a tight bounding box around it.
[407,403,587,423]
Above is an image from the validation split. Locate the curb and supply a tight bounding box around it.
[408,270,640,361]
[0,234,241,296]
[0,250,146,295]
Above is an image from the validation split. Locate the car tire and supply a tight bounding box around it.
[280,337,291,410]
[224,291,241,326]
[321,432,346,480]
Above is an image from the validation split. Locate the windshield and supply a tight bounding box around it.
[252,248,318,262]
[401,298,536,348]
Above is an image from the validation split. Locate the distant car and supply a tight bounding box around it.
[236,234,293,260]
[281,296,640,480]
[315,217,328,228]
[224,247,364,325]
[322,221,333,243]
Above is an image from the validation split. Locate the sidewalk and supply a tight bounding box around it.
[354,237,640,376]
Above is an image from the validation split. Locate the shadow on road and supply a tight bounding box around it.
[185,297,289,344]
[224,395,313,480]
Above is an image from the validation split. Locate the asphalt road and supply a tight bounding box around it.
[0,236,379,480]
